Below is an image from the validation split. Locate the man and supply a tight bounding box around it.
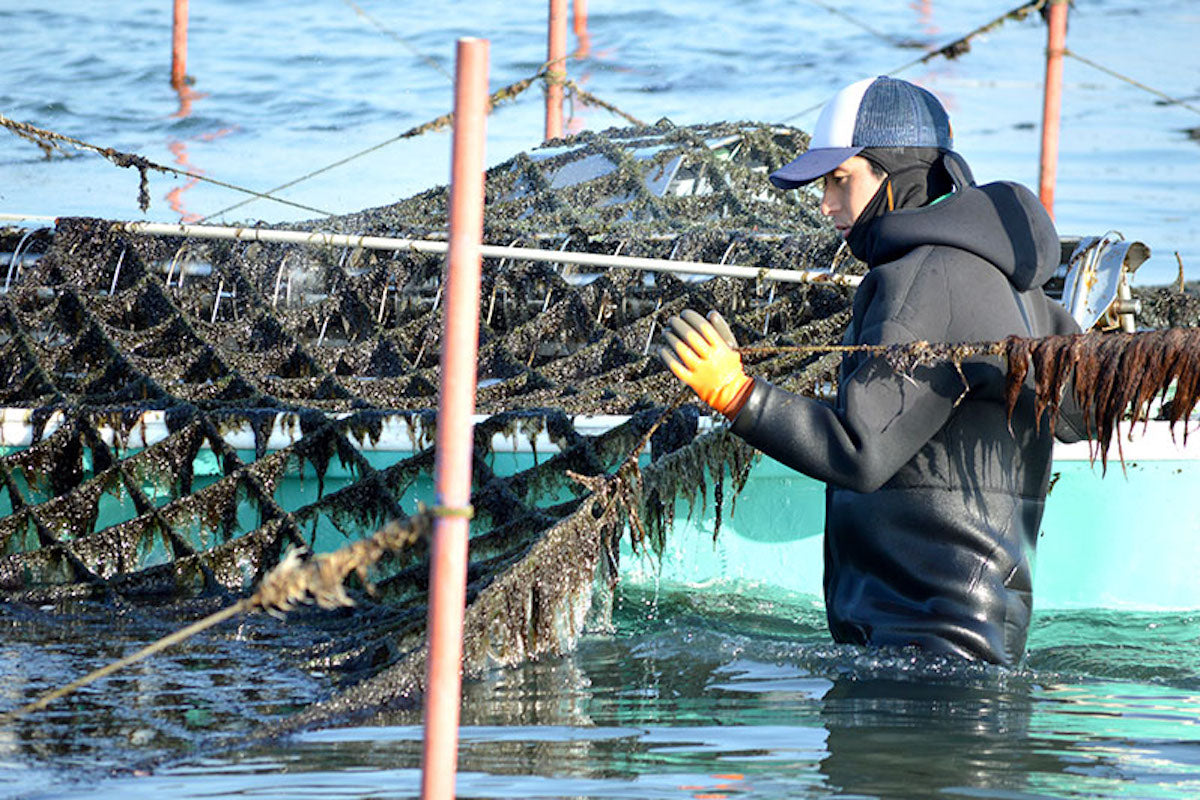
[661,76,1085,666]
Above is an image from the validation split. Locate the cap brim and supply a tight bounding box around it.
[768,146,863,189]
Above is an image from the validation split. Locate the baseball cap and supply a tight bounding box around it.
[769,76,953,189]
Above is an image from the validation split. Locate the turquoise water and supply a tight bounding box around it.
[1,0,1198,283]
[6,588,1200,799]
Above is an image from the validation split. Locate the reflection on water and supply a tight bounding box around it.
[6,585,1200,799]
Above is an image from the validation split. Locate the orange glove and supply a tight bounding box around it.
[660,309,754,419]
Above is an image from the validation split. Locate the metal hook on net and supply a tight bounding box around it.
[486,238,523,327]
[108,246,127,296]
[5,227,44,293]
[272,253,294,309]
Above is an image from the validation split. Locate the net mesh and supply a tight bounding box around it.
[0,121,867,723]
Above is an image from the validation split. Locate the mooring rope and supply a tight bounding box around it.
[801,0,917,47]
[4,327,1197,722]
[780,0,1049,123]
[200,71,544,221]
[0,112,335,217]
[1,67,645,224]
[1063,48,1200,118]
[561,78,647,127]
[339,0,454,82]
[0,514,431,724]
[202,67,646,220]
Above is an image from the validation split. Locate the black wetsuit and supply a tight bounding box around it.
[730,155,1085,665]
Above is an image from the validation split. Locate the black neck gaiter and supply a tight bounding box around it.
[846,147,955,264]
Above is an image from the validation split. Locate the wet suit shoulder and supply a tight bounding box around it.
[729,167,1086,665]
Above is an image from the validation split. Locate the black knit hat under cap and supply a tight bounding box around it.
[845,147,957,262]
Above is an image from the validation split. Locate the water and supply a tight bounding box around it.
[1,0,1198,283]
[4,2,1200,798]
[5,587,1200,799]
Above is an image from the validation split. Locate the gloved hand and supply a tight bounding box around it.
[660,309,753,419]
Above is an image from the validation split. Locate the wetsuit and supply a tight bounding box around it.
[730,154,1085,665]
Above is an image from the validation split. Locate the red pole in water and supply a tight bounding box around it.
[171,0,188,89]
[420,36,488,800]
[573,0,591,59]
[546,0,567,140]
[574,0,589,39]
[1038,0,1068,218]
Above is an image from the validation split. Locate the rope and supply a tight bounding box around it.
[0,112,335,217]
[203,68,647,220]
[339,0,454,82]
[780,0,1048,123]
[563,79,646,127]
[202,71,544,221]
[801,0,914,47]
[1063,48,1200,118]
[0,513,431,724]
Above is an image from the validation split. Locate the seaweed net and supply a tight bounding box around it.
[0,122,856,729]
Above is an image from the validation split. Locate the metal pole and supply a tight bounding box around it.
[121,221,864,287]
[546,0,567,140]
[420,36,489,800]
[171,0,189,89]
[1038,0,1068,217]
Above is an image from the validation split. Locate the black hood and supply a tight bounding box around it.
[849,152,1061,292]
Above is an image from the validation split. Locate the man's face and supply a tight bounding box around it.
[819,155,886,238]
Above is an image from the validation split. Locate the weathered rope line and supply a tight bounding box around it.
[201,71,544,221]
[801,0,917,47]
[0,513,432,723]
[1063,48,1200,118]
[339,0,454,82]
[781,0,1048,123]
[739,328,1200,469]
[204,68,645,220]
[0,112,334,217]
[562,78,646,127]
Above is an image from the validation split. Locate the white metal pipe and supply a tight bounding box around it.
[0,213,56,222]
[121,220,863,288]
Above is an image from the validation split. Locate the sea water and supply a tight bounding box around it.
[3,2,1200,798]
[3,587,1200,799]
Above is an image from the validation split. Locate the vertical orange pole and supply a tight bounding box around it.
[573,0,591,59]
[1038,0,1068,218]
[171,0,189,89]
[420,36,489,800]
[546,0,567,141]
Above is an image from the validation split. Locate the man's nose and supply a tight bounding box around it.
[820,187,836,217]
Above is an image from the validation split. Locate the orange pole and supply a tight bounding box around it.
[1038,0,1068,218]
[420,36,489,800]
[574,0,588,38]
[171,0,188,89]
[573,0,591,59]
[546,0,567,141]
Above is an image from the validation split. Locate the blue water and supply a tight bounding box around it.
[1,0,1198,284]
[4,2,1200,798]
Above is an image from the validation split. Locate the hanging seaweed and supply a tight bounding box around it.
[2,119,1198,748]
